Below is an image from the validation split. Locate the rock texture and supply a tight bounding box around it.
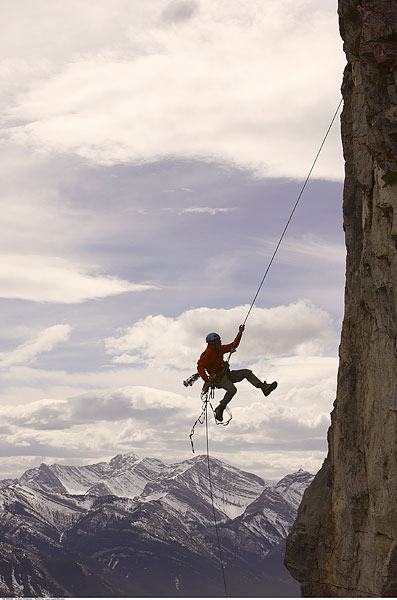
[285,1,397,597]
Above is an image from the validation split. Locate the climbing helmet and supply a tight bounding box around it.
[206,332,221,344]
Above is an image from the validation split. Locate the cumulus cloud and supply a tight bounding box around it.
[0,254,156,303]
[0,307,339,477]
[0,367,336,479]
[0,325,71,369]
[0,306,338,479]
[2,0,345,179]
[104,300,335,368]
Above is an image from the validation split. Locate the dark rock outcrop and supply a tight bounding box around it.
[285,1,397,597]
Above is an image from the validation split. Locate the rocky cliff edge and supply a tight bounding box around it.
[285,1,397,597]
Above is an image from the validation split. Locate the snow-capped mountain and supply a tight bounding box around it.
[0,478,17,488]
[272,468,314,510]
[18,452,267,523]
[203,470,313,562]
[0,453,313,597]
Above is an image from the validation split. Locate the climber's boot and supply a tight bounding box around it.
[262,381,278,396]
[214,402,227,422]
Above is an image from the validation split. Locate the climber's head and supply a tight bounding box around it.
[206,332,221,347]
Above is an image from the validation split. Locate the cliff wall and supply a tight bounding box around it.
[284,0,397,596]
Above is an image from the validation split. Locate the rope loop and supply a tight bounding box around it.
[189,387,233,453]
[189,388,215,453]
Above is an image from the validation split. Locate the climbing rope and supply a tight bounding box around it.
[242,97,343,327]
[205,399,229,598]
[189,388,229,595]
[188,98,343,598]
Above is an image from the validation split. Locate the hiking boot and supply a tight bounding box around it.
[214,404,225,422]
[262,381,278,396]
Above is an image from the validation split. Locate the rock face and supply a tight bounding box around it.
[285,1,397,597]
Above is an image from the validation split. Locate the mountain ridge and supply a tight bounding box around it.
[0,452,313,597]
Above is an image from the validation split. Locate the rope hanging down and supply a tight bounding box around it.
[205,400,229,598]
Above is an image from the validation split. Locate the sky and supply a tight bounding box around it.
[0,0,346,481]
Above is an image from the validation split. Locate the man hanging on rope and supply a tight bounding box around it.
[197,325,277,422]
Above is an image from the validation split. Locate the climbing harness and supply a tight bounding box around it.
[185,98,343,599]
[183,348,236,389]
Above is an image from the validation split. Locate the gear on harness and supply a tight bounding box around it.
[182,349,236,388]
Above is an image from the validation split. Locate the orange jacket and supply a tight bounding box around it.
[197,331,242,383]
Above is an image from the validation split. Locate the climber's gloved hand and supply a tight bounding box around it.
[202,381,211,393]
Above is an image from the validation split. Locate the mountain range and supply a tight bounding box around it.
[0,452,313,597]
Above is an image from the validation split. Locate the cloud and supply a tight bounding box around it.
[2,1,345,179]
[276,236,346,266]
[0,367,335,479]
[161,0,199,24]
[0,1,344,482]
[3,398,69,430]
[0,254,157,303]
[104,300,336,368]
[178,207,237,215]
[0,325,71,369]
[1,387,186,431]
[0,306,338,480]
[68,386,184,422]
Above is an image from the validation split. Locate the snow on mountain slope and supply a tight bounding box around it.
[0,456,313,597]
[0,483,94,537]
[13,455,312,541]
[200,470,314,559]
[19,462,69,495]
[235,486,298,551]
[20,453,178,499]
[141,455,266,522]
[17,452,265,522]
[0,478,17,488]
[36,453,145,496]
[273,468,314,510]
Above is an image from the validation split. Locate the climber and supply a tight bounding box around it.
[197,324,278,422]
